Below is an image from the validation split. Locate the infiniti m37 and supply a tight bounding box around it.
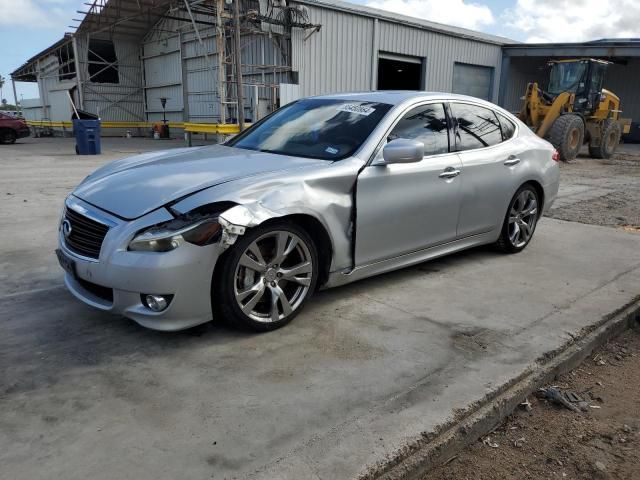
[57,92,559,331]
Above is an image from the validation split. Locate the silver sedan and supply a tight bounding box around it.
[56,92,560,331]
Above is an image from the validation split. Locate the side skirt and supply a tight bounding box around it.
[324,230,498,289]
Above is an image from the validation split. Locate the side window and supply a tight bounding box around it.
[388,103,449,156]
[497,113,516,141]
[450,103,502,151]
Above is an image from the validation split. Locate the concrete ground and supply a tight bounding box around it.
[1,137,639,480]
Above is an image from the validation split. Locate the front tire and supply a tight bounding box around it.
[213,221,318,331]
[588,119,621,159]
[496,185,540,253]
[546,114,584,161]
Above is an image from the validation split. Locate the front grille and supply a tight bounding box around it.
[77,277,114,302]
[63,207,109,259]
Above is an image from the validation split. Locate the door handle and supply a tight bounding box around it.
[504,156,521,166]
[439,167,461,179]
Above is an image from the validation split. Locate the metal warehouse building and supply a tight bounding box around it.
[9,0,505,130]
[9,0,640,135]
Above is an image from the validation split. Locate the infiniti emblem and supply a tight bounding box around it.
[62,219,72,239]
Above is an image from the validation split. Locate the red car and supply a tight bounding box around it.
[0,112,30,144]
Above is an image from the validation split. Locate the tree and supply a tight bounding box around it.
[0,75,5,104]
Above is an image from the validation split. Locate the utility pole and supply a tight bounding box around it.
[232,0,245,130]
[216,0,226,125]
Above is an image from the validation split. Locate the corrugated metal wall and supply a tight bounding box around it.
[31,52,76,121]
[142,8,289,123]
[377,21,502,100]
[291,4,374,96]
[605,59,640,122]
[290,2,503,102]
[501,57,547,113]
[142,22,184,123]
[76,35,145,121]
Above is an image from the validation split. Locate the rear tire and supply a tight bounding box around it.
[212,221,319,332]
[588,119,621,159]
[546,114,584,161]
[0,129,17,145]
[496,184,540,253]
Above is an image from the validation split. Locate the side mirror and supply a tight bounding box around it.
[380,139,424,165]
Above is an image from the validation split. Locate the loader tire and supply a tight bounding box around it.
[546,114,584,162]
[588,119,621,159]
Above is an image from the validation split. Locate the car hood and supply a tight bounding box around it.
[72,145,328,219]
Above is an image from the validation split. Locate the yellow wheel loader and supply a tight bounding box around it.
[518,58,631,161]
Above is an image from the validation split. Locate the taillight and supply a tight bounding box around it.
[552,150,560,162]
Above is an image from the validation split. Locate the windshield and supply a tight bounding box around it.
[547,62,587,95]
[227,99,393,160]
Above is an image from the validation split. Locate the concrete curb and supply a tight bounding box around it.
[368,297,640,480]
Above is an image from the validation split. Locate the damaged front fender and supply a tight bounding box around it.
[217,203,283,247]
[169,157,364,273]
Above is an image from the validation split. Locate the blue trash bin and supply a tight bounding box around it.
[73,119,101,155]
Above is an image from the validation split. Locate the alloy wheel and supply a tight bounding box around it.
[233,230,313,323]
[508,190,538,248]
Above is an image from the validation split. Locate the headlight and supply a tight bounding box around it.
[129,217,222,252]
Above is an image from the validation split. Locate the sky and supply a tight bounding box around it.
[1,0,638,102]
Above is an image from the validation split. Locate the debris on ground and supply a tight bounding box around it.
[519,397,533,412]
[425,328,640,480]
[482,436,499,448]
[537,387,582,412]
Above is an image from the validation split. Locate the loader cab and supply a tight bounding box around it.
[545,59,609,116]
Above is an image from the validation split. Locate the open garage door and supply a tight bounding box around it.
[377,53,424,90]
[453,63,494,100]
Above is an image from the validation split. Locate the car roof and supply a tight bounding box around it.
[309,91,495,106]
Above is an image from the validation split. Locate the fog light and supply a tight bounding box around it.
[142,294,171,312]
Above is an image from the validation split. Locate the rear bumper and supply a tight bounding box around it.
[542,169,560,215]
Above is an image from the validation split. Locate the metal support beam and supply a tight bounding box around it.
[72,35,85,110]
[370,18,378,90]
[11,79,19,113]
[503,45,640,58]
[498,54,510,108]
[233,0,245,130]
[216,0,227,124]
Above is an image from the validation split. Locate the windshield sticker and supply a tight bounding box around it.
[337,104,376,116]
[325,147,339,155]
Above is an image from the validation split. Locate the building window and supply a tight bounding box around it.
[88,39,119,84]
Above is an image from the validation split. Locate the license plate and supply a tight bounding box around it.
[56,249,76,278]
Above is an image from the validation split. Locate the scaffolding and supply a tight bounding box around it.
[12,0,320,129]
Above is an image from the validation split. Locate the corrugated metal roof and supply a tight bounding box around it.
[296,0,515,45]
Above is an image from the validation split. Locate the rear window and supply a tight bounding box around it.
[497,113,516,141]
[450,103,503,151]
